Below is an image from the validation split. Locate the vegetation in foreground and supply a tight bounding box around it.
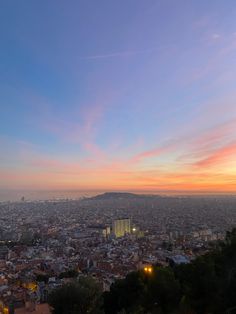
[49,229,236,314]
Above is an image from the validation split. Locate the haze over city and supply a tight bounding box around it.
[1,0,236,198]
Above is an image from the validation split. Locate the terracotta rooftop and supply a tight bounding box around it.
[15,303,51,314]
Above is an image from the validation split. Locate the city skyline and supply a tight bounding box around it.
[1,1,236,194]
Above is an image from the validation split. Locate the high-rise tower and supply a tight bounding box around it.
[112,218,131,238]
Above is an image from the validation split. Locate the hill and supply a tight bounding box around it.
[88,192,160,200]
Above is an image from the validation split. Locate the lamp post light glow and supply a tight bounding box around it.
[144,266,153,274]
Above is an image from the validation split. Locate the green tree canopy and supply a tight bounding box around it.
[49,229,236,314]
[49,276,103,314]
[103,228,236,314]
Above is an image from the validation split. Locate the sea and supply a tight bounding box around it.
[0,189,233,202]
[0,190,101,202]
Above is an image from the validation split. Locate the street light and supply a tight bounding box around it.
[144,266,153,274]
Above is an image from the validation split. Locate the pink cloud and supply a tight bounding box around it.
[32,100,108,160]
[178,118,236,165]
[193,119,236,146]
[194,141,236,168]
[131,147,166,163]
[131,140,176,163]
[29,158,70,169]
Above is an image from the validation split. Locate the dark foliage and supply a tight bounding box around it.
[59,269,78,279]
[48,276,103,314]
[103,229,236,314]
[49,229,236,314]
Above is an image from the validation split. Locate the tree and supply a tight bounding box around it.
[50,229,236,314]
[59,269,78,279]
[49,276,103,314]
[103,272,145,314]
[175,255,220,313]
[144,267,181,313]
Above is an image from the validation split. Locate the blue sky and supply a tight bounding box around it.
[1,1,236,192]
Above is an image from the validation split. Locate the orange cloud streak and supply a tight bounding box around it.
[195,141,236,168]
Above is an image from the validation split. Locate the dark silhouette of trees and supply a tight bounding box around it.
[103,272,146,314]
[103,228,236,314]
[48,276,103,314]
[59,269,78,279]
[49,229,236,314]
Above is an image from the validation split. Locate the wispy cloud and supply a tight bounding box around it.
[32,99,108,160]
[130,140,176,164]
[212,33,221,40]
[174,117,236,170]
[194,141,236,168]
[80,47,159,60]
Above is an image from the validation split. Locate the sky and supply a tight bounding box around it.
[0,0,236,195]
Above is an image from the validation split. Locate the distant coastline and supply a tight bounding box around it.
[0,189,236,202]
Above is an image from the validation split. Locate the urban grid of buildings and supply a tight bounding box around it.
[0,192,236,313]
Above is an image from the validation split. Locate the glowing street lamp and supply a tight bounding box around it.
[144,266,153,274]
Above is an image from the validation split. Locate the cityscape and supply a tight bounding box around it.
[0,193,236,313]
[1,0,236,313]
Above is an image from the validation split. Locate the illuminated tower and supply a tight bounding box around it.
[112,218,131,238]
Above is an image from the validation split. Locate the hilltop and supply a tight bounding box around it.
[88,192,161,200]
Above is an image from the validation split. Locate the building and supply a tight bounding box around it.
[167,255,190,267]
[112,218,131,238]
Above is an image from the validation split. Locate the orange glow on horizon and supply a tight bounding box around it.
[1,126,236,194]
[1,166,236,194]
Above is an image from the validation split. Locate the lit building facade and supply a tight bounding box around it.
[112,218,131,238]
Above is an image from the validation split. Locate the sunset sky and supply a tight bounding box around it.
[1,0,236,194]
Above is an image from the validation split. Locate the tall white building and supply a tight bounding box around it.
[112,218,131,238]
